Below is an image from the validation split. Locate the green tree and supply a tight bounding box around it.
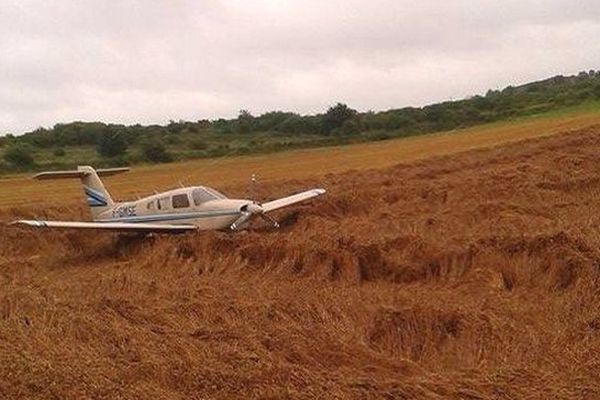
[237,110,254,134]
[335,118,361,136]
[593,83,600,99]
[213,118,234,134]
[97,133,127,158]
[141,139,172,163]
[3,145,35,168]
[277,114,305,133]
[322,103,358,134]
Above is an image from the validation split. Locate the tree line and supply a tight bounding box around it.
[1,70,600,171]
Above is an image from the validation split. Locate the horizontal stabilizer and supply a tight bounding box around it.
[34,167,130,180]
[262,188,326,213]
[12,220,197,233]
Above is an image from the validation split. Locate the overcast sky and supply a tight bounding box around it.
[1,0,599,134]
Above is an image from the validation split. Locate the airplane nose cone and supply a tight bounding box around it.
[245,202,263,214]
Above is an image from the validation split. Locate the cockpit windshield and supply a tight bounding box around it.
[204,187,226,199]
[191,187,226,206]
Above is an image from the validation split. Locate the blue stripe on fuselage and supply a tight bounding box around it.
[84,189,106,203]
[84,186,106,199]
[87,198,107,207]
[100,210,240,223]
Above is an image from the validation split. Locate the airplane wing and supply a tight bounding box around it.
[33,167,130,180]
[261,188,326,213]
[11,220,197,233]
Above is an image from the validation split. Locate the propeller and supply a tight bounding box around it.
[229,201,280,230]
[230,173,280,231]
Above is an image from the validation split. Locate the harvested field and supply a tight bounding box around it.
[2,123,600,398]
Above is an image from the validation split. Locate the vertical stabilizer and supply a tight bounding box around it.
[78,166,114,218]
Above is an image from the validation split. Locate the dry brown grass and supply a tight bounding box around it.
[2,121,600,398]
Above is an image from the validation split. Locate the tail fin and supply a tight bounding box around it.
[78,166,115,211]
[34,166,129,220]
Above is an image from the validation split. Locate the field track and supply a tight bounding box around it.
[2,117,600,398]
[1,110,600,210]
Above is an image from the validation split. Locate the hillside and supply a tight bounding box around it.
[2,124,600,398]
[1,70,599,174]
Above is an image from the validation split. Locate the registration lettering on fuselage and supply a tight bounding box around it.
[112,205,137,218]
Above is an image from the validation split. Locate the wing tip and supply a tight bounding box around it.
[10,220,45,227]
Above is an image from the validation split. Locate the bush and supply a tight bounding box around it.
[53,147,66,157]
[237,145,251,154]
[334,118,361,136]
[594,83,600,99]
[164,135,181,145]
[97,133,128,158]
[190,140,208,150]
[3,145,35,168]
[368,131,392,141]
[141,139,172,163]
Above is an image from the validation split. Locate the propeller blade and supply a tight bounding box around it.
[259,213,280,229]
[230,212,252,230]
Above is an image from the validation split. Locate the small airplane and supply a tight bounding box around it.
[12,166,326,233]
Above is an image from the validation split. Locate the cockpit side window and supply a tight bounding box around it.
[146,200,156,210]
[172,193,190,209]
[157,197,169,210]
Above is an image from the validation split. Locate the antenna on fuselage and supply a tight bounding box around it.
[249,173,257,201]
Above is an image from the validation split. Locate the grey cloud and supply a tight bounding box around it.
[1,0,599,133]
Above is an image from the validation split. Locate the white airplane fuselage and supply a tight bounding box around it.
[93,186,251,230]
